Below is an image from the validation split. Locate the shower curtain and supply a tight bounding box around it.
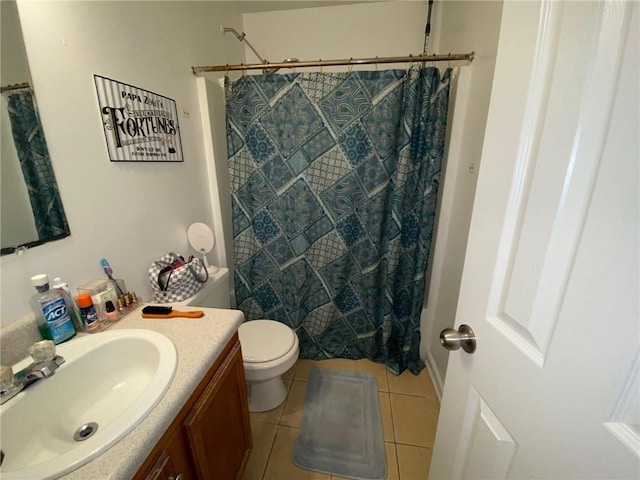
[7,90,69,240]
[226,67,451,374]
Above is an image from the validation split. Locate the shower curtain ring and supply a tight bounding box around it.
[375,56,378,71]
[348,57,354,73]
[319,59,323,73]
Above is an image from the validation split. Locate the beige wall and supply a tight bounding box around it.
[1,1,246,326]
[243,2,430,67]
[420,1,503,393]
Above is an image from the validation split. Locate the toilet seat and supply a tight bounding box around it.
[239,320,295,363]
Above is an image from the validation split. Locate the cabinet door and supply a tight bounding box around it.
[184,341,252,479]
[139,427,194,480]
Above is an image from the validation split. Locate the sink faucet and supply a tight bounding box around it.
[0,355,65,405]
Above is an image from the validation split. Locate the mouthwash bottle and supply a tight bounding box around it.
[30,274,76,344]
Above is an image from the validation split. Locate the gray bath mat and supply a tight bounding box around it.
[292,367,386,480]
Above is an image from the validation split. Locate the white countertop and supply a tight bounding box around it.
[61,305,244,480]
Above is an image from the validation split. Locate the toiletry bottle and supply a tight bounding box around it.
[104,300,118,322]
[76,294,101,332]
[51,277,87,333]
[30,274,76,344]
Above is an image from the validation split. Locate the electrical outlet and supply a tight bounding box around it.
[182,108,191,119]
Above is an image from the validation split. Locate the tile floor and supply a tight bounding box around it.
[242,358,440,480]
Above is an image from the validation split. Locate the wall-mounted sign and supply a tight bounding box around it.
[94,75,183,162]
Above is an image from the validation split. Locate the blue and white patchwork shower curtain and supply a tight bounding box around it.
[226,67,451,374]
[7,90,69,240]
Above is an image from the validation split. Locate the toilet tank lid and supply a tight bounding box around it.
[238,320,295,363]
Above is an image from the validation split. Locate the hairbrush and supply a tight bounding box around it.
[141,305,204,318]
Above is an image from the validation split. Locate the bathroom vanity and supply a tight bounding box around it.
[134,332,251,479]
[55,306,250,479]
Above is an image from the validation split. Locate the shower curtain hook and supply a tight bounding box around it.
[348,57,354,73]
[319,59,323,74]
[448,53,452,69]
[375,56,379,71]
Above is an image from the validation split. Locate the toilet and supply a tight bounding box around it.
[173,266,232,309]
[179,266,299,412]
[237,319,299,412]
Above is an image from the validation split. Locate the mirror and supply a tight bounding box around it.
[0,1,70,255]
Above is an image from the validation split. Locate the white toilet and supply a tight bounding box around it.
[179,267,299,412]
[237,319,299,412]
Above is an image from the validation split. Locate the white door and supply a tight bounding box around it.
[430,1,639,478]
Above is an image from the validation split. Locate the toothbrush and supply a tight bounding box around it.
[100,258,125,297]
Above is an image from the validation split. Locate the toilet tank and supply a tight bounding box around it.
[176,267,230,308]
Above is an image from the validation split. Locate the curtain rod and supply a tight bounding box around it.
[192,52,474,75]
[0,82,30,94]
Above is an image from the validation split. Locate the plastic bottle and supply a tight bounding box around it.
[30,274,76,344]
[76,293,100,332]
[51,277,87,333]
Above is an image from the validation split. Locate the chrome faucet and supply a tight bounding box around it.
[0,355,65,405]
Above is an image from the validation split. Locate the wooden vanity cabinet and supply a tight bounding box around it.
[134,333,252,480]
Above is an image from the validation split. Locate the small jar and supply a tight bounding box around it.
[77,293,100,332]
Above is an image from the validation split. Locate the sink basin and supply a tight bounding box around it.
[0,329,177,479]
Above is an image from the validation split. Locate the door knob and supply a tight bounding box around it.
[440,324,476,353]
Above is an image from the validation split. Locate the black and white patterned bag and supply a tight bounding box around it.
[148,252,209,303]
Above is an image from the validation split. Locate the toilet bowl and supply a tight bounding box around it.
[177,267,299,412]
[238,320,299,412]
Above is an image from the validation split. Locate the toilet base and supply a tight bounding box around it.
[247,376,288,412]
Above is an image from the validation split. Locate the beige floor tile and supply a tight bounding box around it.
[263,426,331,479]
[379,392,394,442]
[396,444,432,480]
[294,358,344,381]
[340,359,389,392]
[280,380,307,427]
[242,420,278,480]
[385,442,400,480]
[387,368,438,399]
[390,394,440,448]
[250,378,292,425]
